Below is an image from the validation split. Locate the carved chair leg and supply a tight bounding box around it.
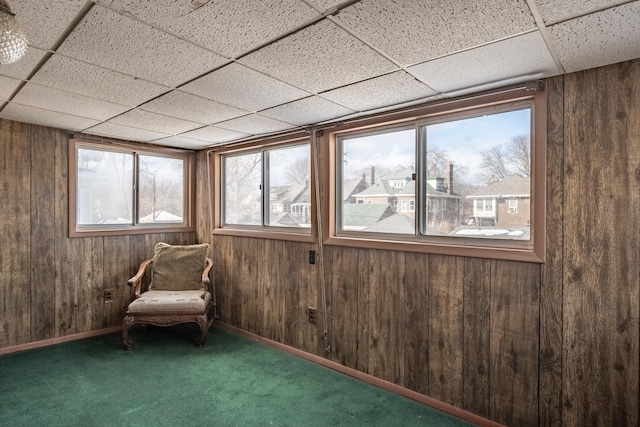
[194,315,208,347]
[121,316,135,350]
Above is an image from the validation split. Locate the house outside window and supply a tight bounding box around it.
[509,198,518,213]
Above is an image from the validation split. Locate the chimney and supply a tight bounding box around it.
[369,166,375,186]
[445,162,453,194]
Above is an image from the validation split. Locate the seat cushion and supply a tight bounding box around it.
[127,290,211,314]
[149,242,209,291]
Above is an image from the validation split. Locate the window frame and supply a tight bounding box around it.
[325,84,547,263]
[69,138,195,237]
[212,135,316,243]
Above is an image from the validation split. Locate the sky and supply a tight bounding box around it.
[341,107,531,185]
[268,143,310,186]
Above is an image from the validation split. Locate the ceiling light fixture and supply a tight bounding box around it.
[0,0,28,64]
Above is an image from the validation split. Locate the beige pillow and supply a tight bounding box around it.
[149,242,209,291]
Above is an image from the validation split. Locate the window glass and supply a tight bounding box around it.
[138,155,185,223]
[76,148,133,225]
[223,152,262,226]
[267,144,311,228]
[339,128,415,234]
[421,108,531,240]
[220,140,312,232]
[334,104,537,253]
[71,140,193,236]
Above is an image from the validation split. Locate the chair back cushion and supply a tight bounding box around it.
[149,242,209,291]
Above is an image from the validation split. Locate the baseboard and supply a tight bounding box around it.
[217,322,504,427]
[0,326,121,356]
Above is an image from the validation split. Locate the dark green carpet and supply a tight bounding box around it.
[0,326,474,427]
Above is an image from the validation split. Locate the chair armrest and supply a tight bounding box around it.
[128,258,153,299]
[201,257,213,298]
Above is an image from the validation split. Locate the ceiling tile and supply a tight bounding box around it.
[306,0,347,13]
[0,103,100,131]
[141,90,249,125]
[260,96,354,126]
[151,135,212,150]
[409,32,559,95]
[10,0,87,50]
[181,63,311,112]
[106,0,321,58]
[30,54,168,107]
[334,0,536,66]
[215,114,296,135]
[12,83,129,120]
[239,19,398,93]
[84,122,171,143]
[0,76,21,100]
[549,2,640,73]
[56,5,227,87]
[109,109,202,135]
[320,71,438,112]
[0,47,47,80]
[180,126,250,144]
[534,0,631,24]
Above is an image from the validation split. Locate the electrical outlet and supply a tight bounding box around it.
[308,250,315,265]
[307,307,317,324]
[104,289,114,303]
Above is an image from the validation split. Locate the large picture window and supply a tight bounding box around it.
[70,139,194,237]
[330,86,546,262]
[215,138,313,241]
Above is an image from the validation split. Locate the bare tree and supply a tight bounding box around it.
[224,153,262,224]
[506,135,530,177]
[480,145,512,180]
[480,135,530,181]
[425,149,469,193]
[284,157,311,185]
[425,149,450,177]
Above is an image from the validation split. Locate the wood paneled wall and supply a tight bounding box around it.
[0,122,196,347]
[204,60,640,426]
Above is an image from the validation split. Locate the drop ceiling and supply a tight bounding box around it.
[1,0,639,150]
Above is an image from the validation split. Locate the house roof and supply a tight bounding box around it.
[139,210,182,223]
[269,212,300,227]
[396,181,461,199]
[342,177,368,200]
[365,214,445,235]
[390,166,415,181]
[466,175,530,198]
[342,203,394,228]
[270,183,310,204]
[2,1,638,150]
[355,180,395,197]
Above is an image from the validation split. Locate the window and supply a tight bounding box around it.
[329,85,546,262]
[215,138,313,241]
[70,139,194,237]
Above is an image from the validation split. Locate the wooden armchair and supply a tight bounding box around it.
[121,242,216,350]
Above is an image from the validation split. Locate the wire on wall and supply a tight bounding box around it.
[311,129,331,354]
